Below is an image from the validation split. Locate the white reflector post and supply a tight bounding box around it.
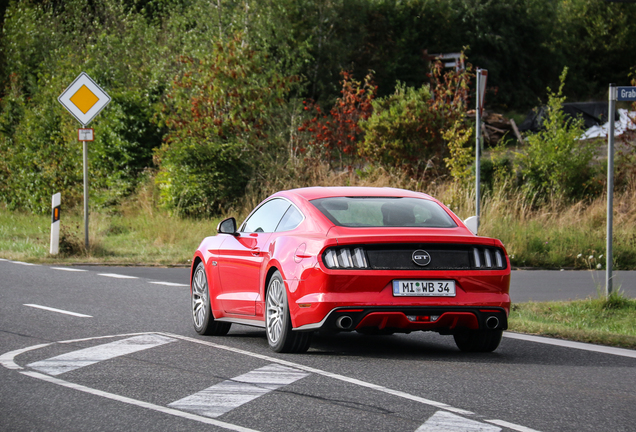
[50,192,61,255]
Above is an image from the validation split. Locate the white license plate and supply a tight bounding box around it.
[392,280,456,297]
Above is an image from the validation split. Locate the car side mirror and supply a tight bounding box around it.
[463,216,478,235]
[217,217,238,236]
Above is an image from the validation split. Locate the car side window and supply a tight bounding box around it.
[241,199,291,233]
[275,205,304,232]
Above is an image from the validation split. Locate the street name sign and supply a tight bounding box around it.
[58,72,111,126]
[616,86,636,101]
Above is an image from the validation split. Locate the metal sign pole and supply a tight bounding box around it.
[82,139,89,251]
[475,68,487,232]
[475,69,482,232]
[606,84,616,297]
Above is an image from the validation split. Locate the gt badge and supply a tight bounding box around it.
[412,250,431,267]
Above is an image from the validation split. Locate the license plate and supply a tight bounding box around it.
[392,280,456,297]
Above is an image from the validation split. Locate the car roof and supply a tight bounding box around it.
[283,186,434,201]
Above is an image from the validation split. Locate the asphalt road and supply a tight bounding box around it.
[1,259,635,432]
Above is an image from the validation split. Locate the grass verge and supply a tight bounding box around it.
[508,292,636,349]
[0,207,219,265]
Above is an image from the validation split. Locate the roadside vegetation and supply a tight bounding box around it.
[509,293,636,349]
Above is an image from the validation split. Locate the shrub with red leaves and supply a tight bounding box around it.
[297,71,376,169]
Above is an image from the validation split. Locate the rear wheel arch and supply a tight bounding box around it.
[191,256,203,287]
[264,265,281,301]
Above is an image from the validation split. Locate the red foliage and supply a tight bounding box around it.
[297,71,376,168]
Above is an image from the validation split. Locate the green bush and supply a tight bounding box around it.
[515,68,600,202]
[359,57,472,175]
[359,83,434,170]
[154,36,296,216]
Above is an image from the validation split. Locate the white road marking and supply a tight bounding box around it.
[159,332,474,416]
[0,343,53,370]
[51,267,87,272]
[168,364,309,418]
[11,260,37,266]
[27,334,175,376]
[1,332,541,432]
[58,332,153,345]
[504,332,636,359]
[416,411,501,432]
[24,304,92,318]
[97,273,138,279]
[486,419,542,432]
[20,371,261,432]
[148,281,189,287]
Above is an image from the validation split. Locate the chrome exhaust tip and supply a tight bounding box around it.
[485,316,499,330]
[336,316,353,330]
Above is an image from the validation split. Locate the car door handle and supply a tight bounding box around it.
[251,248,260,256]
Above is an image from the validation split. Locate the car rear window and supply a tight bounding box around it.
[310,197,457,228]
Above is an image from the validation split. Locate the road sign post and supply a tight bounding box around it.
[475,69,488,233]
[58,73,110,251]
[606,85,636,296]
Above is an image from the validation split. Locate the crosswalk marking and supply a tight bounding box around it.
[27,334,175,376]
[168,364,309,418]
[416,411,501,432]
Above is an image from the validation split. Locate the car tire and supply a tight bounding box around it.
[453,329,503,352]
[191,262,231,336]
[266,271,312,353]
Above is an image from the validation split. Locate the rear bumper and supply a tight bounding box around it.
[294,306,508,334]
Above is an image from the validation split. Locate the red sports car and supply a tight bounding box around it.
[190,187,511,353]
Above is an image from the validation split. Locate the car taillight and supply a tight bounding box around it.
[323,247,369,269]
[472,247,506,269]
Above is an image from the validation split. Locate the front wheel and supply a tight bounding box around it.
[453,329,503,352]
[191,262,231,336]
[265,271,312,353]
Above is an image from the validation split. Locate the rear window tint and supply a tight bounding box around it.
[310,197,456,228]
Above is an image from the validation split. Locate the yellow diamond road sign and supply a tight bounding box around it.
[58,72,110,126]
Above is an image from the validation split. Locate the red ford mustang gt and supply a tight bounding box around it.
[190,187,510,353]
